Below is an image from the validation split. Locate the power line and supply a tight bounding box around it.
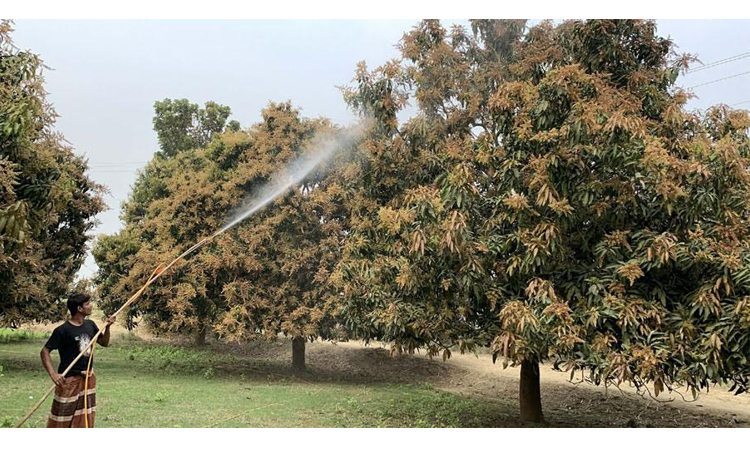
[687,51,750,74]
[687,70,750,89]
[88,161,148,164]
[89,164,147,167]
[88,162,148,167]
[88,167,144,170]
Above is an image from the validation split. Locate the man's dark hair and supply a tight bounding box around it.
[67,293,91,316]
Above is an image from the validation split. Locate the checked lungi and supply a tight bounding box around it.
[47,371,96,428]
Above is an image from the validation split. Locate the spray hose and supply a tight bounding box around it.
[14,235,217,428]
[12,127,359,428]
[83,341,95,428]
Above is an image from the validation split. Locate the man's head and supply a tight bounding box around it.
[67,293,93,317]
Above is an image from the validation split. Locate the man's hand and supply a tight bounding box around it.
[50,373,64,386]
[99,315,115,347]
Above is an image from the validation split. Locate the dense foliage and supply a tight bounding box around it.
[152,98,233,158]
[0,21,105,326]
[94,102,357,368]
[337,19,750,420]
[89,19,750,420]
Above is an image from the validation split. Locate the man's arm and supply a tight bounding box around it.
[40,347,64,386]
[97,315,116,347]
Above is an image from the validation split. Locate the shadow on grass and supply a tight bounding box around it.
[183,338,457,387]
[1,338,520,428]
[0,337,454,387]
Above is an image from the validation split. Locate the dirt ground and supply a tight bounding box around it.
[300,340,750,428]
[199,335,750,428]
[17,320,750,427]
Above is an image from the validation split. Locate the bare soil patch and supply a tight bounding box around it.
[298,340,750,427]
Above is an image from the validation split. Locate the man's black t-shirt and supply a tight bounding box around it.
[44,320,100,375]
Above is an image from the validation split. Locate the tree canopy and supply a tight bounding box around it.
[152,98,233,158]
[94,102,358,369]
[0,20,105,326]
[337,19,750,421]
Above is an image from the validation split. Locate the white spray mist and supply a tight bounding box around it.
[214,124,363,237]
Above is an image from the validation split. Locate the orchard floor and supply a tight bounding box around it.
[1,326,748,428]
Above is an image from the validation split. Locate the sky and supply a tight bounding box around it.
[9,19,750,278]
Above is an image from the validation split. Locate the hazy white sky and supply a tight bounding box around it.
[9,20,750,278]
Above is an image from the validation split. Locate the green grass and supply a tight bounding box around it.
[0,328,50,344]
[0,338,510,428]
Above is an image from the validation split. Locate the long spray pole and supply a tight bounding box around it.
[13,233,220,428]
[14,128,359,427]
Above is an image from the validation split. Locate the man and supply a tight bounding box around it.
[40,293,115,428]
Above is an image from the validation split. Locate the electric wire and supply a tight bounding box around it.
[686,70,750,89]
[687,51,750,74]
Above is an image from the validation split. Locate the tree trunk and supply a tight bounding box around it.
[195,324,207,347]
[292,337,306,372]
[519,359,544,423]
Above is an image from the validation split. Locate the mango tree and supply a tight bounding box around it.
[95,102,355,370]
[1,21,105,326]
[338,19,750,422]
